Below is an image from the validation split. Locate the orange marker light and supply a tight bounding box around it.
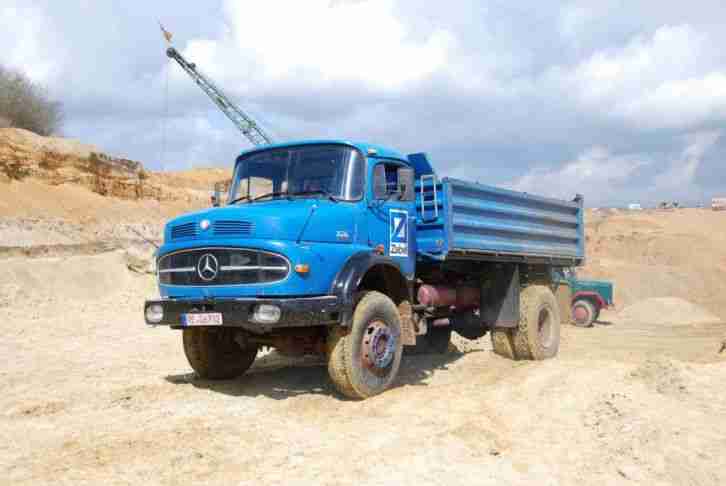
[295,264,310,274]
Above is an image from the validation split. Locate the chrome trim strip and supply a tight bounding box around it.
[158,267,195,273]
[220,265,288,271]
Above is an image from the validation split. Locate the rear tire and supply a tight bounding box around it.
[512,285,561,360]
[572,299,596,327]
[326,291,403,399]
[182,327,258,380]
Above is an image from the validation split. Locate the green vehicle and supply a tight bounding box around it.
[554,268,614,327]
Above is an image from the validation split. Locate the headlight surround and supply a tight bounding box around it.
[252,304,281,324]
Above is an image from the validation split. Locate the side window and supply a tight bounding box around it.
[373,161,414,201]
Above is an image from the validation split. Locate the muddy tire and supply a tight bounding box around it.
[182,327,258,380]
[326,326,358,398]
[326,291,403,399]
[572,299,596,327]
[512,285,561,360]
[491,328,516,359]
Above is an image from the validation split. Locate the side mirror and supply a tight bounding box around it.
[373,164,387,199]
[398,167,414,201]
[211,186,221,207]
[211,180,228,207]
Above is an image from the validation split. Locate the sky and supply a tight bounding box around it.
[1,0,725,206]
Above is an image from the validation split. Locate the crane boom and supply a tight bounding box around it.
[165,47,273,147]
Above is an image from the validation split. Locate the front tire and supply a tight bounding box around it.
[326,291,403,399]
[182,327,258,380]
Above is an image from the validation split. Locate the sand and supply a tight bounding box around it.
[1,133,726,485]
[618,297,722,326]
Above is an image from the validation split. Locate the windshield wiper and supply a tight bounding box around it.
[251,191,291,202]
[290,189,339,203]
[227,194,252,205]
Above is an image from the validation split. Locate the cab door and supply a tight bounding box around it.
[367,159,416,278]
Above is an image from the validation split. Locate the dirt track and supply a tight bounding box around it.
[1,252,726,485]
[2,144,726,485]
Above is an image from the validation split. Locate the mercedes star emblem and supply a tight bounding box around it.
[197,253,219,281]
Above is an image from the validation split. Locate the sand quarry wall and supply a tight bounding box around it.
[582,209,726,321]
[0,128,210,202]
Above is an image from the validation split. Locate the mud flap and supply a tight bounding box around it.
[398,301,417,346]
[482,265,520,328]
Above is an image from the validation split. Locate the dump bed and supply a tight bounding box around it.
[414,176,585,265]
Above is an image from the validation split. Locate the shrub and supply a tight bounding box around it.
[0,65,63,136]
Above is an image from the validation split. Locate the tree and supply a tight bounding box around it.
[0,65,63,136]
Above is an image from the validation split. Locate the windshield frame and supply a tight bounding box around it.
[228,143,366,204]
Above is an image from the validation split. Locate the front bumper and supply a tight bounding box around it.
[144,296,342,333]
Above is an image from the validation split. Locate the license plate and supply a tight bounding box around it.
[182,312,223,327]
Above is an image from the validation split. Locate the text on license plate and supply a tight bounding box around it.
[182,313,223,326]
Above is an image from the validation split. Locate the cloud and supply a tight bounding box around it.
[554,24,726,130]
[3,1,726,207]
[510,147,649,205]
[182,0,455,90]
[653,130,722,191]
[0,4,60,82]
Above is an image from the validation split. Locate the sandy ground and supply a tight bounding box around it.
[1,172,726,485]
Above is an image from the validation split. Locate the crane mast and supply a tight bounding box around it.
[165,46,273,147]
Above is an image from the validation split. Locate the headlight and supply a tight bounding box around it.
[145,303,164,324]
[252,304,281,324]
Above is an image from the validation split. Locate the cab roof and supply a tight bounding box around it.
[235,140,407,164]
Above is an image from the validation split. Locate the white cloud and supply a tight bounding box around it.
[653,130,721,190]
[179,0,455,90]
[0,4,59,82]
[510,147,649,205]
[554,24,726,129]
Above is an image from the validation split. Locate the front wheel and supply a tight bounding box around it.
[572,299,596,327]
[182,327,258,380]
[326,291,403,399]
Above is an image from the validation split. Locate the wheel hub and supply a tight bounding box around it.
[573,305,589,324]
[362,320,397,372]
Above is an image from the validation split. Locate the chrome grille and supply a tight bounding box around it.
[170,222,197,240]
[157,248,289,286]
[213,220,253,236]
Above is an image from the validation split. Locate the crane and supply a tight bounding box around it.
[161,24,273,147]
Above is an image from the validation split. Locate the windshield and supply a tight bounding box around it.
[229,144,364,203]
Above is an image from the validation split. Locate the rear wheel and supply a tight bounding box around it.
[491,328,516,359]
[512,285,561,360]
[326,291,403,399]
[572,299,596,327]
[182,327,258,379]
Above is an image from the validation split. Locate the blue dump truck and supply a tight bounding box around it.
[145,141,585,399]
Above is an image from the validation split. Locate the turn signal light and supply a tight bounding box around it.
[295,264,310,274]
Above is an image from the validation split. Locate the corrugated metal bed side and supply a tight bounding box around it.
[415,176,585,265]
